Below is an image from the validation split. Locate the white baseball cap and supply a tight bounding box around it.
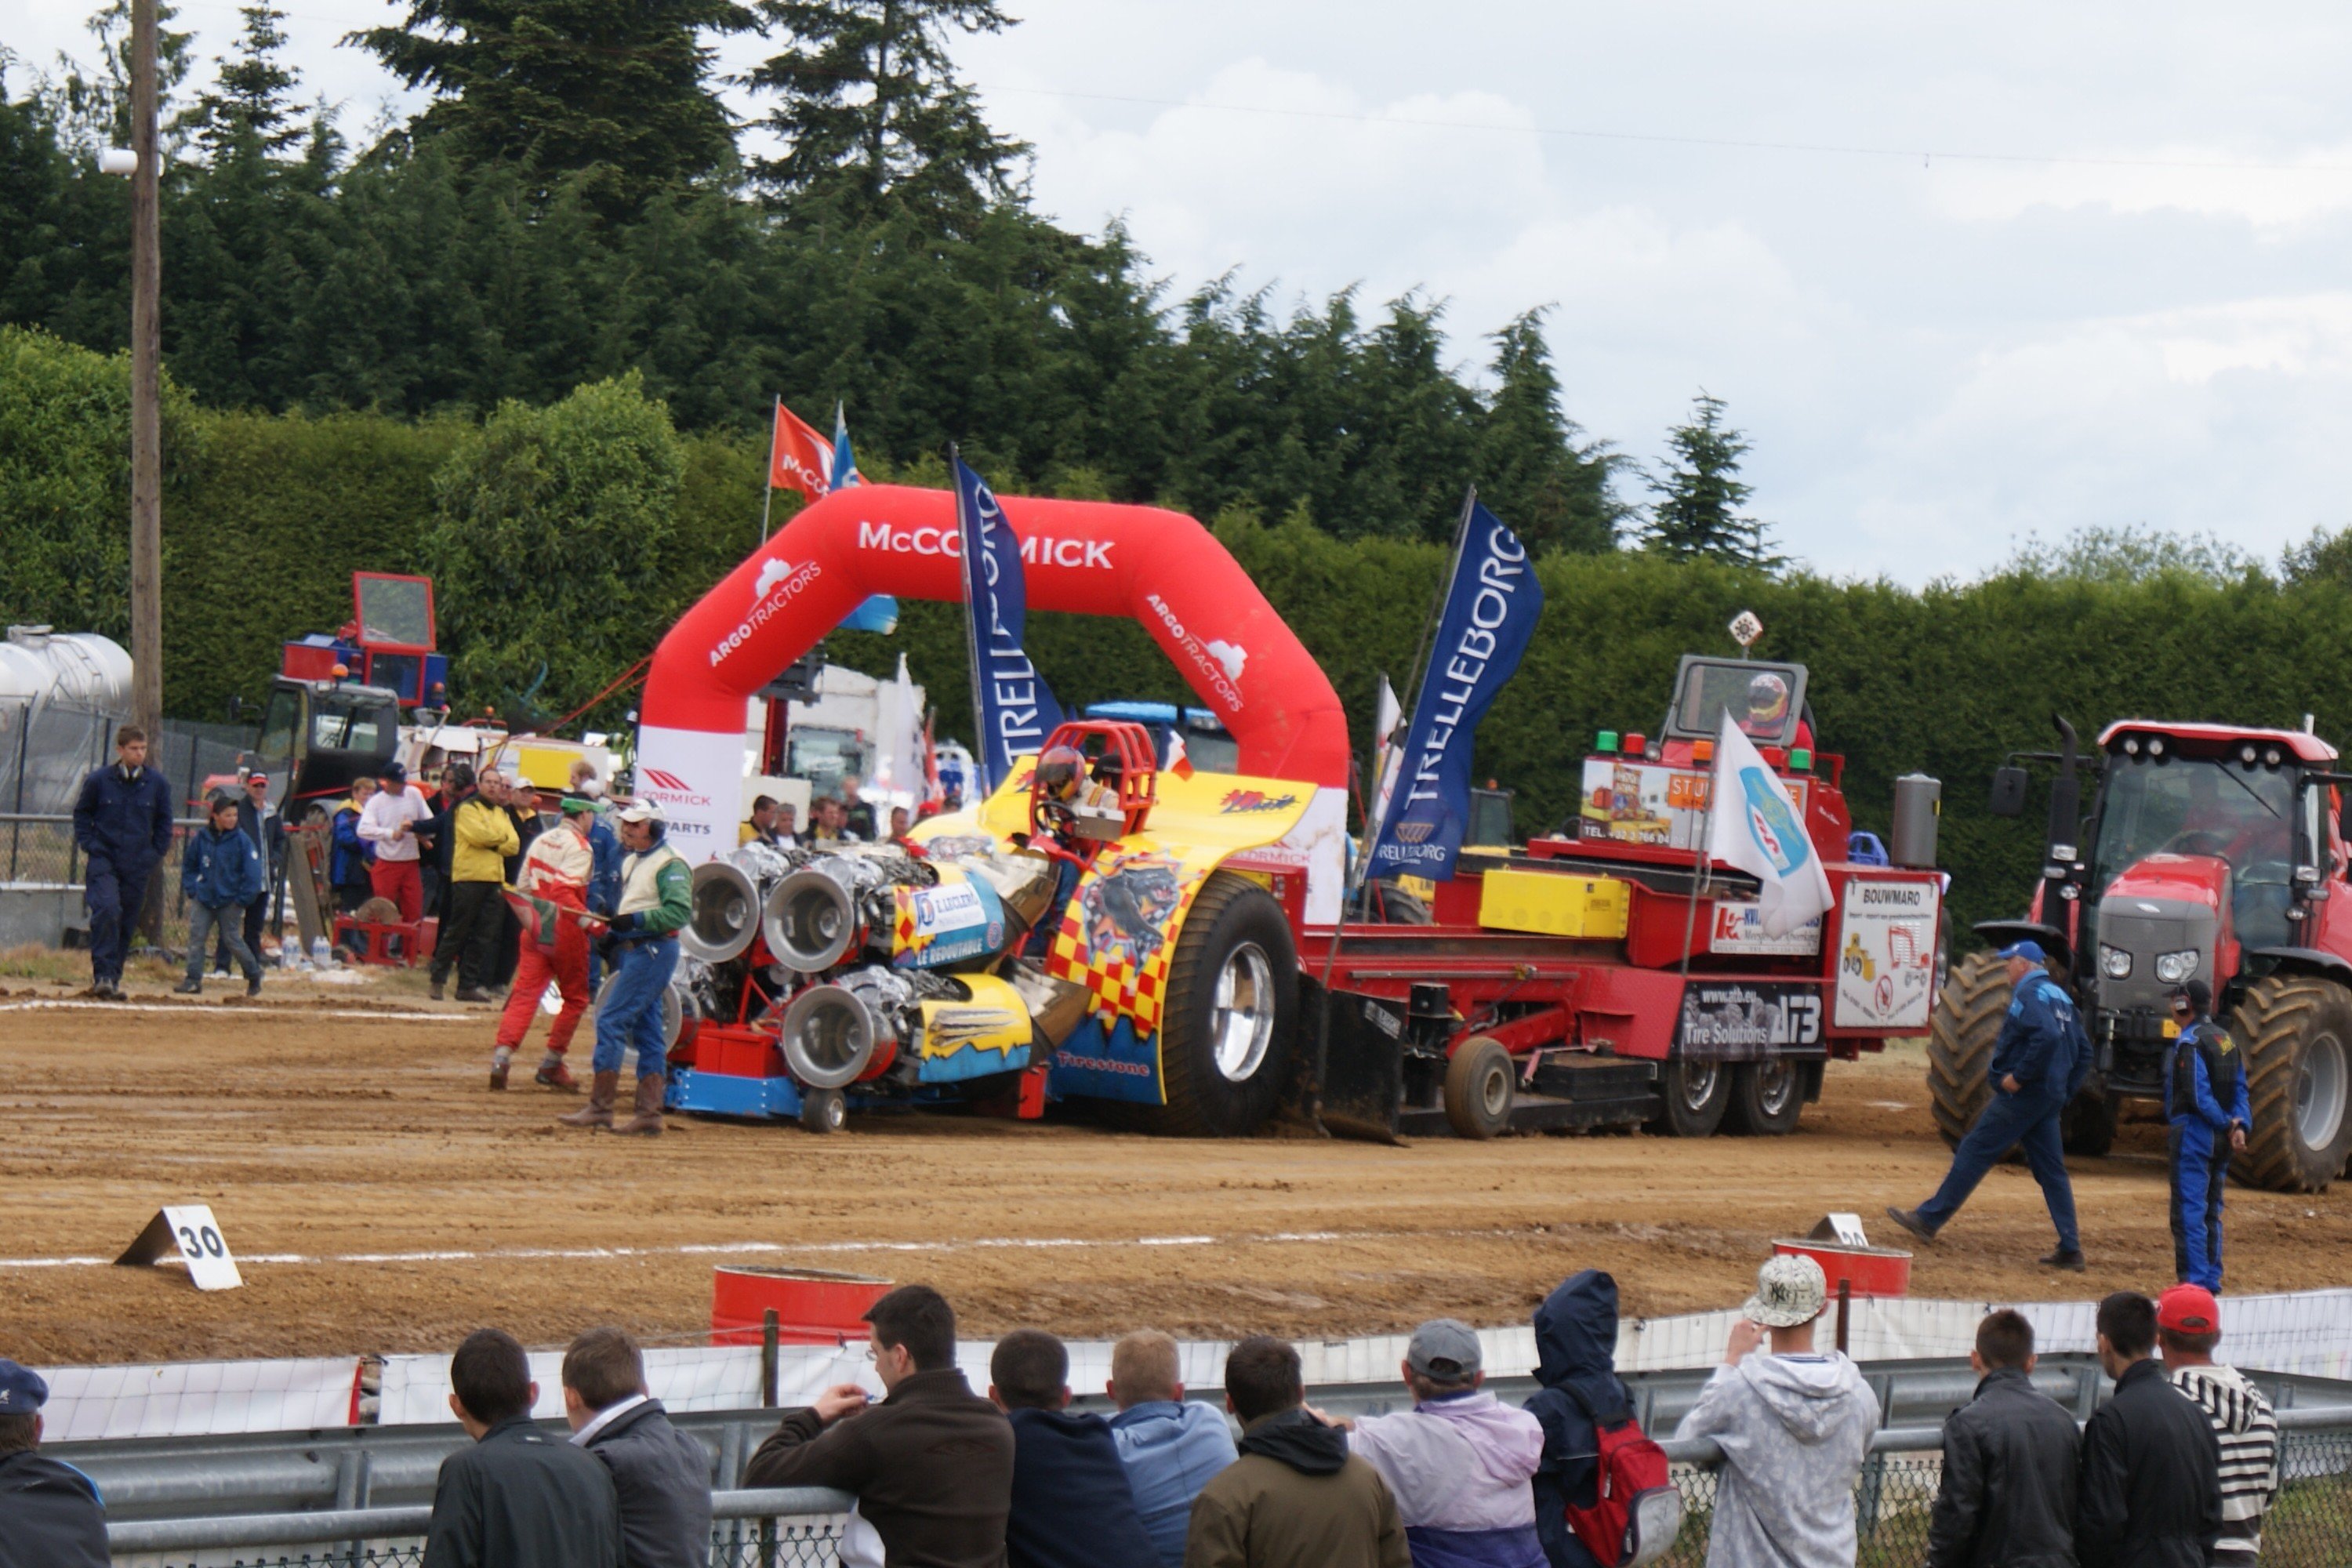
[1744,1253,1829,1329]
[615,801,664,825]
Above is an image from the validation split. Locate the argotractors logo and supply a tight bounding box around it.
[710,557,824,666]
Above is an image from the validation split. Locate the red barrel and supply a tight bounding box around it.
[1771,1239,1911,1298]
[711,1267,893,1346]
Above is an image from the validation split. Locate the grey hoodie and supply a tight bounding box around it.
[1674,1352,1879,1568]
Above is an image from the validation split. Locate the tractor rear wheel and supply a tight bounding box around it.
[1444,1036,1515,1139]
[1928,952,2007,1148]
[1145,871,1298,1138]
[2230,975,2352,1192]
[1648,1058,1732,1138]
[1722,1059,1805,1136]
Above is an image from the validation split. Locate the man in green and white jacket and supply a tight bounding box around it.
[560,802,691,1137]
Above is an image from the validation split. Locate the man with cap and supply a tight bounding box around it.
[1675,1260,1872,1568]
[2157,1284,2277,1565]
[0,1359,111,1568]
[1318,1319,1547,1567]
[69,723,173,999]
[492,796,604,1092]
[561,800,690,1136]
[1674,1254,1879,1568]
[219,769,284,975]
[1887,939,2087,1270]
[2165,979,2249,1292]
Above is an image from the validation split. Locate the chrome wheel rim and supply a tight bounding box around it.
[1680,1061,1720,1111]
[1477,1054,1513,1119]
[1210,942,1276,1083]
[1754,1059,1796,1116]
[2298,1030,2349,1152]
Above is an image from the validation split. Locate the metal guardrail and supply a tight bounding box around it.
[106,1486,855,1553]
[105,1412,2352,1568]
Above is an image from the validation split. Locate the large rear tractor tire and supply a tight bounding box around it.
[1722,1059,1805,1136]
[1928,952,2008,1148]
[1145,871,1299,1138]
[1444,1036,1515,1139]
[2230,975,2352,1192]
[1648,1058,1732,1138]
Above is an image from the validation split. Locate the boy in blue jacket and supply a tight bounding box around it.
[176,793,264,997]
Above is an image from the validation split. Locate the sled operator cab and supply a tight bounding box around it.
[1947,717,2352,1191]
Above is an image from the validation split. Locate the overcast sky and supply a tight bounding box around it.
[8,0,2351,584]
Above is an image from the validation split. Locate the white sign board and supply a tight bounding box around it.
[1832,877,1940,1032]
[1709,901,1823,956]
[115,1203,244,1290]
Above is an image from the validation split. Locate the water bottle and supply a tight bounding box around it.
[278,941,297,970]
[311,935,332,968]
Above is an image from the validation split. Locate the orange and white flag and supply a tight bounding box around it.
[1166,728,1196,781]
[768,399,833,499]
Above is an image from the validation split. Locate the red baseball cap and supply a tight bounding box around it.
[2157,1283,2221,1335]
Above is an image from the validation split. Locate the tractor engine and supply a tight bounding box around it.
[677,840,1088,1108]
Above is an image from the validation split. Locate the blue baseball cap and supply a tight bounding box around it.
[0,1359,49,1414]
[1995,939,2046,963]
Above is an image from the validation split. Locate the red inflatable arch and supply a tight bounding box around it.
[633,485,1349,855]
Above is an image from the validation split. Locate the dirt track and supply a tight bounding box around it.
[3,973,2350,1364]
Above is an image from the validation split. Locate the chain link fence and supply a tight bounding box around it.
[112,1423,2352,1568]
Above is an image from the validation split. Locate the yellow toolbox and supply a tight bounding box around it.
[1478,866,1631,939]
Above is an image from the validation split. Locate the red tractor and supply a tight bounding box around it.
[1932,717,2352,1191]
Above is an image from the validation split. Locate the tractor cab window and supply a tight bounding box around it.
[2092,757,2296,898]
[1180,717,1239,775]
[786,726,868,802]
[256,687,300,769]
[1665,658,1807,747]
[309,691,390,754]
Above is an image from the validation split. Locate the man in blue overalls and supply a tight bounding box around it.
[1887,939,2087,1270]
[2165,978,2249,1291]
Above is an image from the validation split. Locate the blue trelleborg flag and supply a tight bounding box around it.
[953,454,1065,792]
[1366,500,1545,881]
[830,402,862,492]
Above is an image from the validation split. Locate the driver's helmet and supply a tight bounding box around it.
[1091,750,1125,787]
[1746,672,1790,725]
[1035,746,1087,804]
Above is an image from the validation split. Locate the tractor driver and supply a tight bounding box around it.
[1740,672,1791,740]
[1022,746,1122,958]
[1036,745,1123,826]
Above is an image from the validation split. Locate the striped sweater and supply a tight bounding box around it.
[2169,1363,2279,1560]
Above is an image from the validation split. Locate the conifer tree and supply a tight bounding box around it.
[1642,391,1777,568]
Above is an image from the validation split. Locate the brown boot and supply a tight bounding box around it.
[488,1061,509,1091]
[607,1075,666,1137]
[535,1055,578,1092]
[559,1070,619,1128]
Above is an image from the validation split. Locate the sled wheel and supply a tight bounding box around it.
[1444,1036,1515,1139]
[1648,1058,1732,1138]
[1722,1059,1805,1136]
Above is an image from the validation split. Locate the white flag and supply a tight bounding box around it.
[1707,711,1834,937]
[1370,673,1404,829]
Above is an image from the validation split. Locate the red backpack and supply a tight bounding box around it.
[1559,1384,1682,1568]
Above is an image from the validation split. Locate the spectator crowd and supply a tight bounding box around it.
[0,1254,2289,1568]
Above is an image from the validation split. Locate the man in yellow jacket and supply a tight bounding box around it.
[431,764,520,1003]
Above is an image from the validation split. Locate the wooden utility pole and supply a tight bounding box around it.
[129,0,163,741]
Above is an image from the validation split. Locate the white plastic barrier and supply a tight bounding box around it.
[34,1358,358,1440]
[56,1287,2352,1435]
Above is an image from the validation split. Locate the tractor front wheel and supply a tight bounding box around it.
[1722,1059,1805,1136]
[2060,1089,2118,1157]
[1145,872,1298,1138]
[1444,1036,1515,1139]
[1927,952,2008,1148]
[1649,1058,1731,1138]
[2231,975,2352,1192]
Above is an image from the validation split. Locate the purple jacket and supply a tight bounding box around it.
[1351,1391,1547,1568]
